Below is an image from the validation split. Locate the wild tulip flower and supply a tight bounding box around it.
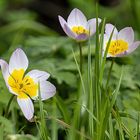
[58,8,101,42]
[0,48,56,120]
[102,24,140,57]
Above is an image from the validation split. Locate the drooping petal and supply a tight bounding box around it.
[58,16,76,39]
[105,23,118,39]
[26,70,50,83]
[0,59,10,86]
[118,27,134,45]
[87,18,101,36]
[9,48,28,74]
[17,95,34,120]
[76,33,88,41]
[39,81,56,101]
[67,8,87,28]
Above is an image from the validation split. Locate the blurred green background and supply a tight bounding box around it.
[0,0,140,139]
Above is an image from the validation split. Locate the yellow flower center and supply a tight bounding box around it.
[8,69,38,99]
[108,40,128,56]
[72,26,89,35]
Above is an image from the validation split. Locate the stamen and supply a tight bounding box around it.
[8,69,38,99]
[72,26,89,35]
[25,79,29,82]
[26,83,31,85]
[108,40,128,56]
[19,84,23,89]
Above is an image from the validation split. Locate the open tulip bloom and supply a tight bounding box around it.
[102,24,140,57]
[0,48,56,120]
[58,8,101,42]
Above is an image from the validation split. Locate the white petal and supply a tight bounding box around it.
[9,48,28,73]
[67,8,87,28]
[17,97,34,120]
[105,23,118,39]
[102,34,110,51]
[58,16,76,39]
[127,41,140,54]
[0,59,19,95]
[87,18,101,36]
[40,81,56,101]
[26,70,50,83]
[58,15,67,28]
[118,27,134,45]
[64,24,77,39]
[0,59,10,86]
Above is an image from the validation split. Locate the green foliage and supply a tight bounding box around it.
[0,0,140,139]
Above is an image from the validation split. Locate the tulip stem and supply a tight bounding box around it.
[5,95,15,117]
[78,42,83,73]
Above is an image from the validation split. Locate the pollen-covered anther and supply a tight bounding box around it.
[72,26,89,35]
[8,69,38,99]
[108,40,128,56]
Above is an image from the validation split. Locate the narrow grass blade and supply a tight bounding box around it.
[109,114,115,140]
[137,112,140,140]
[100,66,124,140]
[55,95,70,123]
[52,97,58,140]
[38,83,49,140]
[68,48,86,140]
[99,27,115,83]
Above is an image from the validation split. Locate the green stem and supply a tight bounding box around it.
[105,58,114,94]
[38,83,49,140]
[5,95,15,117]
[78,42,83,73]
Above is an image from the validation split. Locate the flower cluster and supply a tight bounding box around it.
[59,8,140,57]
[0,8,140,122]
